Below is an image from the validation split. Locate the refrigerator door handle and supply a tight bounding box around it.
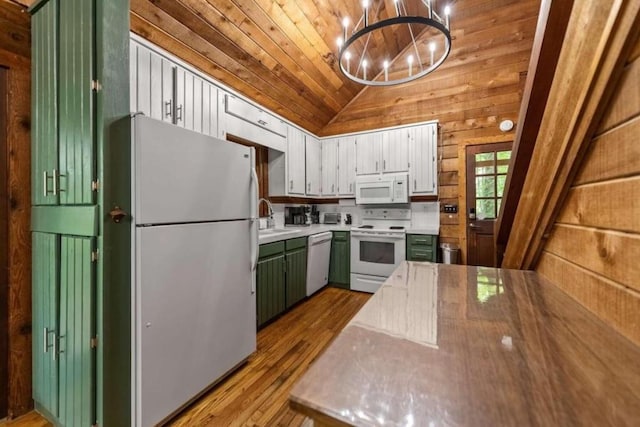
[250,151,259,294]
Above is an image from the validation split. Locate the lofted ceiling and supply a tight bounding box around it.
[13,0,541,136]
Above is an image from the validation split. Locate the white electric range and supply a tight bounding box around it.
[350,208,411,293]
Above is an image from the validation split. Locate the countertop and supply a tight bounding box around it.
[258,224,352,244]
[289,261,640,426]
[259,225,439,245]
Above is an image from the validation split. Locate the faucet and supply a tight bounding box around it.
[258,198,275,229]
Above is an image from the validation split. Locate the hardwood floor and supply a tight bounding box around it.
[3,287,368,427]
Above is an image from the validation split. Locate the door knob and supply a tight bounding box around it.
[109,206,128,223]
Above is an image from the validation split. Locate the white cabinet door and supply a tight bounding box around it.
[338,136,356,196]
[306,135,321,196]
[131,41,174,123]
[201,81,218,137]
[356,132,382,175]
[409,124,438,195]
[322,139,338,196]
[382,128,409,173]
[287,126,306,195]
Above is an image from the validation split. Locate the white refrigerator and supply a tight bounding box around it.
[131,116,258,426]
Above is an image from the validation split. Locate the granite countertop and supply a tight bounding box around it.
[289,261,640,426]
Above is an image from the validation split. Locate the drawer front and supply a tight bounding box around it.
[259,241,285,259]
[408,247,435,262]
[332,231,350,242]
[408,234,435,246]
[285,237,307,251]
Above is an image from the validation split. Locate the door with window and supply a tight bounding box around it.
[466,143,512,266]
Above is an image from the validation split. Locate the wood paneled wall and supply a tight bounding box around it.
[0,0,32,418]
[537,35,640,347]
[320,0,541,262]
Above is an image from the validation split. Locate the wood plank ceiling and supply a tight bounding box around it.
[14,0,540,136]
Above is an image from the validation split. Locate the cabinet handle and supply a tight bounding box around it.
[332,184,334,193]
[52,169,65,195]
[414,179,417,190]
[308,183,311,192]
[43,327,54,353]
[376,161,378,171]
[383,160,386,170]
[290,180,293,190]
[350,183,352,193]
[176,104,183,121]
[257,119,267,126]
[165,99,172,117]
[43,171,51,197]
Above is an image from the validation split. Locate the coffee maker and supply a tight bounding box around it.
[285,206,309,226]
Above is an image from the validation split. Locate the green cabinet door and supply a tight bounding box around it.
[256,254,285,327]
[57,236,96,427]
[32,232,59,419]
[57,0,96,205]
[329,232,350,288]
[285,247,307,308]
[31,0,59,206]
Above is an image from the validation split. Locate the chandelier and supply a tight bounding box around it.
[337,0,452,86]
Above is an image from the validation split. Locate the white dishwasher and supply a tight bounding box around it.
[306,232,333,296]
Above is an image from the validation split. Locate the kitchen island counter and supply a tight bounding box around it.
[289,262,640,426]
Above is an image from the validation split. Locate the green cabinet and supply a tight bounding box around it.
[256,237,308,328]
[32,233,96,426]
[285,238,307,308]
[329,231,350,289]
[256,242,286,328]
[406,234,438,262]
[32,0,96,207]
[33,0,130,424]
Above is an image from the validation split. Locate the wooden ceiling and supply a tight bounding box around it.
[13,0,542,135]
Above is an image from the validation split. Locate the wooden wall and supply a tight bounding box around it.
[536,35,640,347]
[320,0,541,262]
[0,0,32,418]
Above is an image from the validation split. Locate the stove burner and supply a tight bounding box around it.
[389,226,405,230]
[358,225,374,229]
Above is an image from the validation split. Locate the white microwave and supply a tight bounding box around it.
[355,173,409,205]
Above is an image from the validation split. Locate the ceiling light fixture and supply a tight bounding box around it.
[338,0,452,86]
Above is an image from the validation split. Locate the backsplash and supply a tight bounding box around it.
[270,201,440,231]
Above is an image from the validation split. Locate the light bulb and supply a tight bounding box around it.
[444,5,451,15]
[342,17,349,28]
[407,55,414,65]
[362,59,368,68]
[362,0,369,8]
[383,60,389,69]
[337,37,343,48]
[429,42,436,52]
[345,51,352,60]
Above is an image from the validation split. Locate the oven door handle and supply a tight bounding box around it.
[351,231,406,240]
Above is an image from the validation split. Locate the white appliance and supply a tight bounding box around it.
[131,116,258,427]
[306,232,333,296]
[355,172,409,205]
[351,209,410,293]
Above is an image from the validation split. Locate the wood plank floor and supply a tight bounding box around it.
[1,287,369,427]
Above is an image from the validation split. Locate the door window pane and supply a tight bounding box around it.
[497,151,511,160]
[476,199,496,219]
[476,152,495,162]
[360,241,395,264]
[476,176,495,197]
[476,164,495,175]
[497,175,507,197]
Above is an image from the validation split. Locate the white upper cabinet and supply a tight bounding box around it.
[287,127,306,195]
[409,123,438,195]
[382,128,410,173]
[305,135,321,196]
[321,139,338,196]
[356,132,383,175]
[130,41,174,123]
[337,136,356,196]
[130,40,218,136]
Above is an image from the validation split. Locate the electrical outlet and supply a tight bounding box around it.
[443,204,458,213]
